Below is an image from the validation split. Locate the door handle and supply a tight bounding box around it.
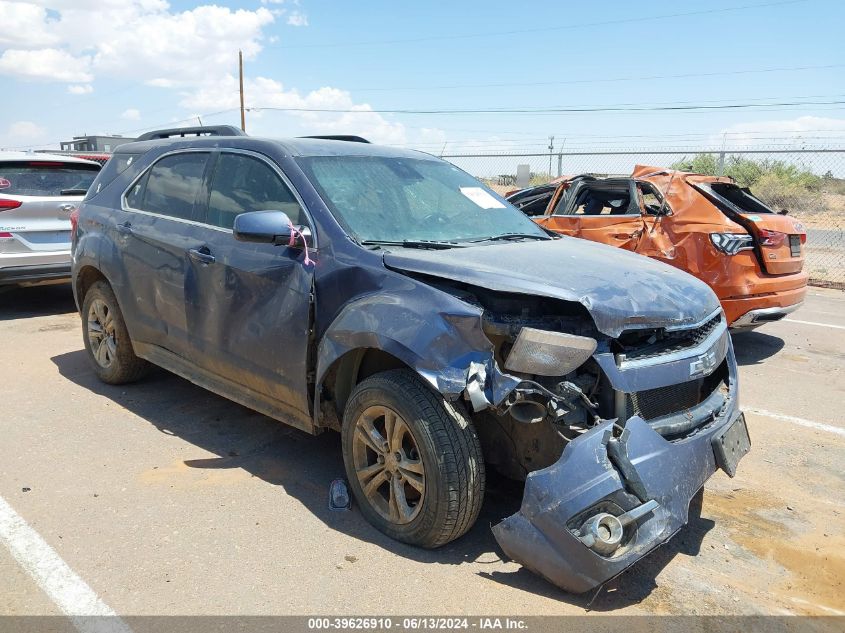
[117,222,132,235]
[188,247,216,265]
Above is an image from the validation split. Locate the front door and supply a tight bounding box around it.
[185,150,314,417]
[538,179,645,251]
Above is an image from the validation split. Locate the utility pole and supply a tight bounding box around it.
[548,136,554,178]
[239,50,246,132]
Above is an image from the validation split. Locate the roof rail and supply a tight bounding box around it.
[135,125,246,142]
[300,135,370,143]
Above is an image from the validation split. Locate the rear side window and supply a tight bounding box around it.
[709,183,774,215]
[206,153,303,229]
[0,161,100,197]
[637,182,669,215]
[86,152,146,199]
[126,152,208,221]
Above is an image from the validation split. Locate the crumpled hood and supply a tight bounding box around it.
[383,237,720,338]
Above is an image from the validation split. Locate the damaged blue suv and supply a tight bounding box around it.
[71,126,749,593]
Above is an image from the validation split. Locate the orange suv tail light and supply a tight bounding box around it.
[758,229,786,247]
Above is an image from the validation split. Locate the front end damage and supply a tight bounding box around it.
[457,292,748,594]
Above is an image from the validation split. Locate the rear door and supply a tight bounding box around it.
[186,149,314,417]
[693,181,806,275]
[0,159,99,271]
[538,178,646,250]
[117,151,212,356]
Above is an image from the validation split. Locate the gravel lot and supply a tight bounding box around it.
[1,284,843,619]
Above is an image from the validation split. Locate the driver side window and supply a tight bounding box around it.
[206,153,304,230]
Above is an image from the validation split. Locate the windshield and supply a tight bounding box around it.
[296,155,549,244]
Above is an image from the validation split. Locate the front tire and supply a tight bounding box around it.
[81,280,150,384]
[342,369,485,548]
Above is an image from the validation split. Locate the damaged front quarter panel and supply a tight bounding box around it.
[313,267,521,424]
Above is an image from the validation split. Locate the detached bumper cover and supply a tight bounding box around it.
[492,401,743,594]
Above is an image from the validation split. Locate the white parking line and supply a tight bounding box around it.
[0,495,132,633]
[784,318,845,330]
[746,407,845,438]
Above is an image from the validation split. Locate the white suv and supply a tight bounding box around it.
[0,152,101,286]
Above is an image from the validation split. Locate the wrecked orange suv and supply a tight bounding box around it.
[507,165,808,329]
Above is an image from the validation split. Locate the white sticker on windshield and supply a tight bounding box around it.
[459,187,506,209]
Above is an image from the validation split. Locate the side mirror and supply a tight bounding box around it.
[233,210,310,246]
[779,208,789,215]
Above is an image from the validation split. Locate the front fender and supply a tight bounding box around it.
[314,289,520,412]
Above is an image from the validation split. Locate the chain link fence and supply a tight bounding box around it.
[442,149,845,288]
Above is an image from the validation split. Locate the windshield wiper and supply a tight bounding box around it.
[467,233,552,243]
[60,188,88,196]
[360,239,466,250]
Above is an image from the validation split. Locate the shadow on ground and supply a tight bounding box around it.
[731,330,786,366]
[50,347,714,610]
[0,283,76,320]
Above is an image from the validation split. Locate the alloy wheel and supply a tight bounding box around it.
[87,298,117,369]
[351,405,425,524]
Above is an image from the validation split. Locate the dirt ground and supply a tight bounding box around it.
[1,284,843,619]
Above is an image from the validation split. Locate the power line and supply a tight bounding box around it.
[266,0,809,49]
[248,98,845,116]
[345,63,845,93]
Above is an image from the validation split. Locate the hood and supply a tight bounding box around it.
[383,237,720,338]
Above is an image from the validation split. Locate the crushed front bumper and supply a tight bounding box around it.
[492,399,746,594]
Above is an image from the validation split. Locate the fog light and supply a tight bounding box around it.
[578,513,624,555]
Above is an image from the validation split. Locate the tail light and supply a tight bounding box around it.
[0,199,22,211]
[710,232,754,255]
[800,233,807,244]
[0,231,13,238]
[758,228,786,247]
[70,208,80,234]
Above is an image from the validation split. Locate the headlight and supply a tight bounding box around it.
[504,328,597,376]
[710,232,754,255]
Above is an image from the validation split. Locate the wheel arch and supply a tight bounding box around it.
[74,265,110,308]
[315,344,426,430]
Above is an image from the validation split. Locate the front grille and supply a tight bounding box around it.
[623,359,730,423]
[626,381,703,421]
[620,312,722,363]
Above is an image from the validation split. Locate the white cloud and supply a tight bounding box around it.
[286,11,308,26]
[67,84,94,94]
[6,121,47,142]
[714,116,845,149]
[0,2,274,85]
[180,75,413,145]
[0,1,59,48]
[121,108,141,120]
[0,48,93,82]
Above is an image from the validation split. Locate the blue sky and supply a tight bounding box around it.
[2,0,844,152]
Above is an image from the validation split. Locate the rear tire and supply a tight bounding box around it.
[81,280,150,384]
[342,369,485,548]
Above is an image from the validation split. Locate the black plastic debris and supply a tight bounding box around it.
[329,478,351,511]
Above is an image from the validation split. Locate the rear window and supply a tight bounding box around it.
[708,182,774,215]
[0,161,100,197]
